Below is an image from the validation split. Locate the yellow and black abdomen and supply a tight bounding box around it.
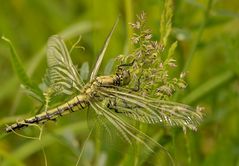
[5,71,130,133]
[5,95,89,132]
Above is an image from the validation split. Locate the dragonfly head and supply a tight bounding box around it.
[117,68,131,86]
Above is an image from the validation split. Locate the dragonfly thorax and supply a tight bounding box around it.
[83,69,130,99]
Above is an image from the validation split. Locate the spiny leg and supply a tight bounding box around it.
[107,98,120,113]
[118,59,135,68]
[35,104,45,115]
[107,97,140,114]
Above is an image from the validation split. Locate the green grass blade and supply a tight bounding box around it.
[1,36,32,87]
[182,70,235,104]
[1,36,43,102]
[90,17,119,81]
[160,0,173,47]
[183,0,213,72]
[1,121,87,164]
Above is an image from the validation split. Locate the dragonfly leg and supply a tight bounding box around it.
[107,98,120,113]
[107,98,139,114]
[131,75,141,92]
[34,104,45,115]
[122,99,141,110]
[118,60,135,68]
[107,98,131,113]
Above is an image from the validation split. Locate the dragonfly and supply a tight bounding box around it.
[5,18,203,149]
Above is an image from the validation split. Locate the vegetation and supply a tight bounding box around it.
[0,0,238,166]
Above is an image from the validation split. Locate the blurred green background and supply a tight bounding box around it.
[0,0,239,165]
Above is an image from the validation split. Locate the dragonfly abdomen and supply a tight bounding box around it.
[5,95,89,132]
[6,71,130,133]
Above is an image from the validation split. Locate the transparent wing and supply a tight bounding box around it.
[45,35,84,95]
[90,100,175,164]
[87,108,115,145]
[97,86,203,131]
[90,17,119,81]
[90,101,163,152]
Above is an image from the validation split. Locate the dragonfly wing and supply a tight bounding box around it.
[45,35,84,95]
[98,87,203,131]
[87,108,116,144]
[90,101,160,151]
[90,17,119,81]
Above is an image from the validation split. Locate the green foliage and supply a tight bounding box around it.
[1,37,44,103]
[1,37,31,87]
[160,0,173,47]
[90,17,119,81]
[117,12,187,100]
[80,62,90,81]
[0,0,238,166]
